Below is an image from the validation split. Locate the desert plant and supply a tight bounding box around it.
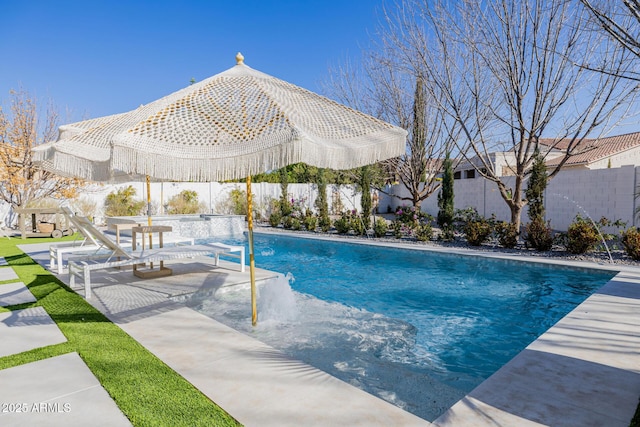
[373,217,388,238]
[494,221,519,248]
[622,227,640,260]
[524,218,554,251]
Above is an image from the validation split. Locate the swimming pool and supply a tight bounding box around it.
[189,233,617,421]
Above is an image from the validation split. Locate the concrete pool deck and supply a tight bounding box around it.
[6,239,640,426]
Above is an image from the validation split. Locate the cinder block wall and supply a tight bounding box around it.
[386,165,638,231]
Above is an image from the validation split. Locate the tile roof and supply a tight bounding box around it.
[542,131,640,166]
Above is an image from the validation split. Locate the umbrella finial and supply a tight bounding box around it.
[236,52,244,65]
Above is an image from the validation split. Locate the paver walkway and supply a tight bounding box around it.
[0,352,131,427]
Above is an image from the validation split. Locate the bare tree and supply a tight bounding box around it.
[382,0,638,230]
[580,0,640,81]
[325,47,460,215]
[0,89,85,213]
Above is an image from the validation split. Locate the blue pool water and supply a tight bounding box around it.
[190,233,616,421]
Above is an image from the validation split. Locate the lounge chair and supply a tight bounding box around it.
[50,208,195,274]
[65,217,245,298]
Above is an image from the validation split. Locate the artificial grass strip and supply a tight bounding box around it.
[0,236,241,427]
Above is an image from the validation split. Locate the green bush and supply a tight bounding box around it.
[290,217,302,231]
[622,228,640,260]
[373,217,388,238]
[415,223,433,242]
[464,219,492,246]
[318,216,331,232]
[333,215,351,234]
[268,211,282,227]
[566,215,600,254]
[104,185,146,217]
[166,190,206,214]
[282,215,294,229]
[303,215,317,231]
[392,221,403,238]
[351,217,365,235]
[494,221,519,248]
[524,218,554,251]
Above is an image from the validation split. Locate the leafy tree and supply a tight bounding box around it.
[104,186,145,217]
[166,189,206,214]
[437,152,455,238]
[0,89,85,212]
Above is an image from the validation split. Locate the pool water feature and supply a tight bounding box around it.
[188,233,617,421]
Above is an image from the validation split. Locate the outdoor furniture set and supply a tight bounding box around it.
[49,208,245,298]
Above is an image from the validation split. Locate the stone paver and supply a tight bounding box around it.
[0,257,8,266]
[0,307,67,357]
[0,282,37,307]
[0,352,131,427]
[0,266,19,282]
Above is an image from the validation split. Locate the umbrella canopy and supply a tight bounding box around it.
[34,53,408,325]
[34,53,407,182]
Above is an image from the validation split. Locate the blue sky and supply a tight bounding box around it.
[1,1,637,136]
[0,0,385,123]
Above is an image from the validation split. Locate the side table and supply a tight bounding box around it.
[131,225,173,278]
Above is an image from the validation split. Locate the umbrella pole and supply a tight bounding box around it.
[146,175,152,248]
[246,175,257,326]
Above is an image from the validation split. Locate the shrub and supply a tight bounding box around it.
[282,215,294,229]
[395,205,430,226]
[622,227,640,260]
[318,216,331,233]
[566,215,600,254]
[104,185,146,217]
[268,211,282,227]
[415,223,433,242]
[290,217,302,231]
[303,215,317,232]
[351,217,365,235]
[524,218,554,251]
[464,219,492,246]
[166,190,206,214]
[494,221,519,248]
[333,214,351,234]
[392,221,403,238]
[373,217,388,238]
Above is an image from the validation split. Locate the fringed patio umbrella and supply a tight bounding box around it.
[34,53,407,325]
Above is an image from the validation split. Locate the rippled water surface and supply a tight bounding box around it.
[189,233,616,421]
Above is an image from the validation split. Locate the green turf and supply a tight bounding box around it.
[0,236,241,426]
